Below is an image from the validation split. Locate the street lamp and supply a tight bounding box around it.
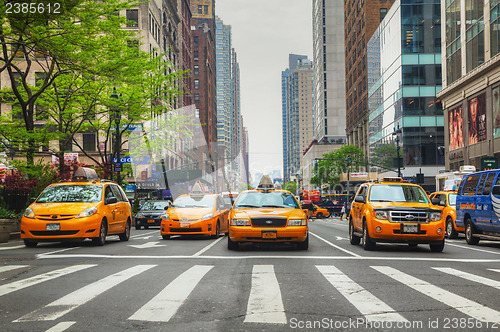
[392,124,402,178]
[111,87,121,185]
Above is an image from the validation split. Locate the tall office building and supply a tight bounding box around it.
[367,0,443,190]
[344,0,394,156]
[282,55,314,182]
[438,0,500,171]
[312,0,347,142]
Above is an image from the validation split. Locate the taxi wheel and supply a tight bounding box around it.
[135,223,141,230]
[465,219,480,245]
[92,220,107,246]
[227,236,238,250]
[162,235,170,240]
[430,240,445,252]
[297,235,309,250]
[211,222,220,239]
[24,239,38,248]
[446,218,458,239]
[119,219,131,241]
[316,212,323,219]
[362,221,375,251]
[349,219,360,245]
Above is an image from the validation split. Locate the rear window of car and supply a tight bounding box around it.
[37,185,102,203]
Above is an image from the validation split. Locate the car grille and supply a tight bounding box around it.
[37,215,76,221]
[31,231,79,236]
[251,217,287,228]
[139,214,161,219]
[389,211,428,223]
[169,228,202,232]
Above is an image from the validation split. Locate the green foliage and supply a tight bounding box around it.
[239,184,253,191]
[310,145,365,188]
[0,207,21,220]
[282,182,297,193]
[370,144,397,169]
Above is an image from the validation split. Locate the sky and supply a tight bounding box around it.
[214,0,313,180]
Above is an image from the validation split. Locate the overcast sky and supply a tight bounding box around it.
[215,0,313,180]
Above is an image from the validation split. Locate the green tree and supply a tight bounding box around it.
[370,143,397,170]
[310,145,365,189]
[282,181,297,193]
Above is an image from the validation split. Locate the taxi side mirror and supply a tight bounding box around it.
[431,198,440,205]
[164,206,169,210]
[355,196,365,203]
[492,185,500,196]
[106,197,118,205]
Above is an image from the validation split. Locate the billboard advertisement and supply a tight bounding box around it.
[468,94,486,145]
[493,86,500,138]
[448,106,463,151]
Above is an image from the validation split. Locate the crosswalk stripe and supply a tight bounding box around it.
[129,265,213,322]
[433,267,500,290]
[244,265,287,324]
[316,265,407,322]
[372,266,500,323]
[0,264,96,297]
[45,321,76,332]
[0,265,27,273]
[15,265,156,322]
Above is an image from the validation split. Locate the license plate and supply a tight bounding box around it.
[46,223,60,231]
[180,223,190,228]
[262,232,277,239]
[148,219,155,223]
[402,224,418,233]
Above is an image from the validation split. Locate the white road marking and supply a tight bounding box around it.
[37,247,79,256]
[192,236,225,256]
[309,232,360,257]
[0,265,96,297]
[15,265,155,322]
[45,321,76,332]
[433,267,500,290]
[129,265,212,322]
[372,266,500,323]
[490,269,500,273]
[244,265,286,324]
[317,265,407,322]
[128,242,166,249]
[0,245,26,250]
[446,242,500,255]
[130,231,157,239]
[0,265,27,273]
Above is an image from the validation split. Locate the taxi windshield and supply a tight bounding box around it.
[141,201,170,210]
[171,195,215,208]
[36,185,102,203]
[369,185,429,203]
[448,194,457,205]
[233,191,299,209]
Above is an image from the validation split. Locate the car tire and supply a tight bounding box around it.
[297,234,309,250]
[349,219,360,245]
[135,223,141,230]
[92,220,107,246]
[316,212,323,219]
[211,222,220,239]
[23,239,38,248]
[445,218,458,239]
[162,235,170,240]
[119,219,131,241]
[227,236,238,250]
[430,239,445,252]
[465,218,480,245]
[362,221,375,250]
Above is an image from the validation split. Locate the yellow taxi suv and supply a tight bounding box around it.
[21,167,132,247]
[228,175,308,250]
[429,191,460,239]
[312,204,329,219]
[349,178,445,252]
[160,183,230,239]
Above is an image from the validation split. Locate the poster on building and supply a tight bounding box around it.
[468,94,486,145]
[448,106,463,151]
[493,87,500,138]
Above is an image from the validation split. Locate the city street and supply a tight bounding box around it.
[1,217,500,331]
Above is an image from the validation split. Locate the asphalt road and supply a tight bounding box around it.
[1,216,500,332]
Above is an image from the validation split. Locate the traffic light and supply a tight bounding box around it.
[416,173,424,184]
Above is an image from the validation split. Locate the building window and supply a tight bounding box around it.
[204,5,208,14]
[194,94,200,103]
[380,8,388,21]
[194,36,198,47]
[194,79,199,89]
[195,108,200,118]
[194,51,199,61]
[194,65,199,75]
[126,9,138,27]
[83,133,96,152]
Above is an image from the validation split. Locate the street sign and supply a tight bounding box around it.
[481,157,498,170]
[114,163,123,172]
[113,156,132,164]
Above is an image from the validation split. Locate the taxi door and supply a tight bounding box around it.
[217,196,229,233]
[351,185,367,230]
[111,185,128,232]
[103,185,120,233]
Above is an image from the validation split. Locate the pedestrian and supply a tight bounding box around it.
[340,203,346,221]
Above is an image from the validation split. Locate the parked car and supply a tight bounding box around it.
[135,200,171,229]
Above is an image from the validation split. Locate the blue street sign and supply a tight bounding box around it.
[113,156,132,164]
[114,163,123,172]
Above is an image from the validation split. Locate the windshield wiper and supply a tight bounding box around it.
[236,204,259,208]
[261,205,286,208]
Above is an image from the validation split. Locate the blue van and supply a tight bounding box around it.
[456,169,500,245]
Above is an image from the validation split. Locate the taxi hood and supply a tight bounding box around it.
[30,202,99,215]
[232,208,305,219]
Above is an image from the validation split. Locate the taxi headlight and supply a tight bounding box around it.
[136,213,144,219]
[430,212,442,221]
[75,206,98,219]
[231,219,250,226]
[375,211,388,220]
[202,213,214,220]
[161,213,170,220]
[288,219,306,226]
[23,207,36,219]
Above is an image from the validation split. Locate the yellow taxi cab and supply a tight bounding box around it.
[160,182,230,239]
[312,204,329,219]
[21,167,132,247]
[227,175,308,250]
[349,177,445,252]
[429,191,460,239]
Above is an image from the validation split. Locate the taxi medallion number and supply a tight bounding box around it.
[180,223,190,228]
[46,223,60,231]
[402,224,418,233]
[262,231,277,239]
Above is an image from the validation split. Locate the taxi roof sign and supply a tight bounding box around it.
[257,175,274,192]
[190,180,205,197]
[380,177,403,183]
[72,167,99,182]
